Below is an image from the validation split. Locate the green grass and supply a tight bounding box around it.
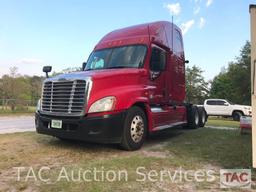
[206,117,240,128]
[0,128,254,191]
[164,128,251,168]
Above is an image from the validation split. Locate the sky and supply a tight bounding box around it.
[0,0,254,80]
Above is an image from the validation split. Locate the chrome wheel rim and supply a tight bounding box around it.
[130,115,144,143]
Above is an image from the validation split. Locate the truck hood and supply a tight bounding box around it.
[233,104,252,110]
[45,68,146,82]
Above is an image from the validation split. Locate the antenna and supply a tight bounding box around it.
[172,15,174,53]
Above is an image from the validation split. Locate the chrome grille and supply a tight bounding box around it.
[41,80,87,116]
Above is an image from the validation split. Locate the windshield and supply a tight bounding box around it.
[226,100,235,105]
[85,45,147,71]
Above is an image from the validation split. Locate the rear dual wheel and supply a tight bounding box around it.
[198,107,207,127]
[187,106,200,129]
[187,106,207,129]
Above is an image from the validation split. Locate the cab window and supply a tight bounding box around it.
[206,100,216,105]
[216,100,226,105]
[174,29,183,57]
[150,47,166,71]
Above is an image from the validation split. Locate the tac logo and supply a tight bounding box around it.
[220,169,251,188]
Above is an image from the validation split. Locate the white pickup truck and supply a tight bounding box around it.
[203,99,252,121]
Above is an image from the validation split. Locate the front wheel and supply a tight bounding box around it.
[120,106,147,151]
[232,111,242,121]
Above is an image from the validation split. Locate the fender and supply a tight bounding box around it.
[86,84,154,131]
[86,85,152,112]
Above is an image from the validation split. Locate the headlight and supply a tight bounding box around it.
[36,99,41,112]
[88,96,116,113]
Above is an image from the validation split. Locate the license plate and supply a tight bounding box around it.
[51,120,62,129]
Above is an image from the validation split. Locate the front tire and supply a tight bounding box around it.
[120,106,147,151]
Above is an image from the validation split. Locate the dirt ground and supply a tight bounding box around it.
[0,128,254,192]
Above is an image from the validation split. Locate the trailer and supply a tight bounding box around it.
[35,21,206,150]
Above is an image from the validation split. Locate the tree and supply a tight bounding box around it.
[29,76,44,105]
[0,67,30,110]
[186,65,209,104]
[0,78,4,106]
[210,41,251,105]
[210,72,232,100]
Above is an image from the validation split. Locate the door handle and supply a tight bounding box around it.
[162,89,167,97]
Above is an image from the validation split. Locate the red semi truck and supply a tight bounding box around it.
[35,21,207,150]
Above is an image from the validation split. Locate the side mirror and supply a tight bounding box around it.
[185,60,189,64]
[224,103,229,106]
[43,66,52,78]
[82,62,87,70]
[150,71,161,80]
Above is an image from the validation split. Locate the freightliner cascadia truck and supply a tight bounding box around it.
[35,21,207,150]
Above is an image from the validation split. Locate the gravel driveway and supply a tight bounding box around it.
[0,115,35,134]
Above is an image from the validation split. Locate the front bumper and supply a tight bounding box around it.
[35,111,127,143]
[243,110,252,116]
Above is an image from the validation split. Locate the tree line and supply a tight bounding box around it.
[0,41,252,111]
[0,67,43,110]
[186,41,251,105]
[0,67,81,110]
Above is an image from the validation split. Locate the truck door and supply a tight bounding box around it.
[205,100,217,115]
[149,45,171,127]
[208,100,230,115]
[215,100,232,116]
[149,46,168,105]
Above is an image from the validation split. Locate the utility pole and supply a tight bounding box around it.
[249,4,256,168]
